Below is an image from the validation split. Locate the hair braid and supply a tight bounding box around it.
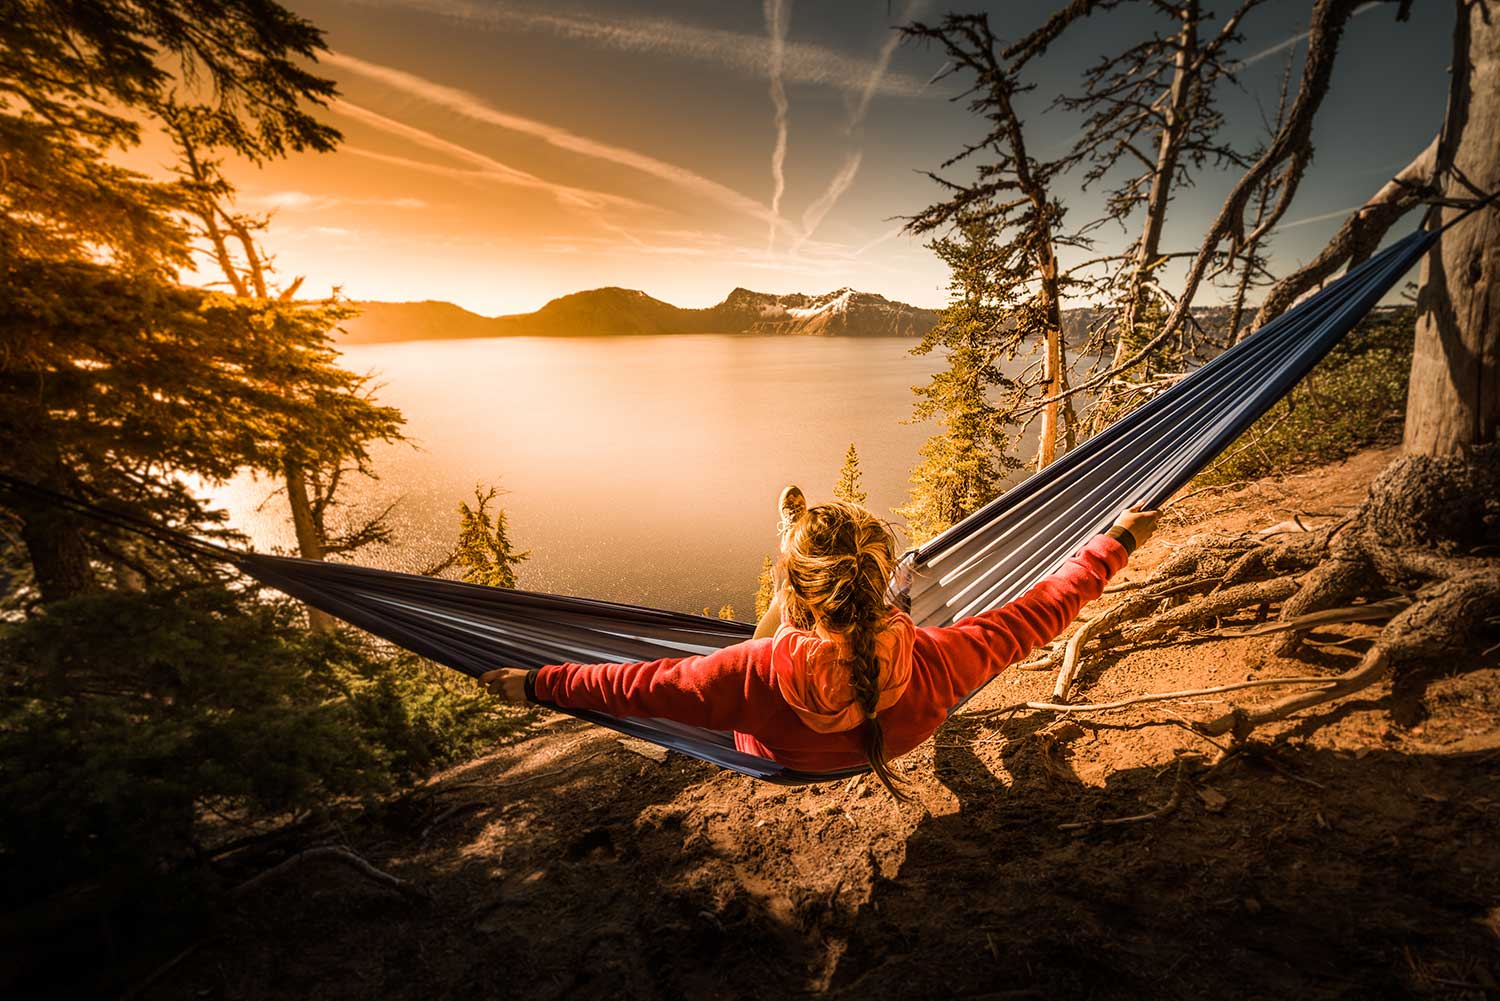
[779,499,910,801]
[846,604,910,801]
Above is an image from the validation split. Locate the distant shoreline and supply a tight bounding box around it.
[334,289,1286,346]
[336,286,943,344]
[336,328,930,347]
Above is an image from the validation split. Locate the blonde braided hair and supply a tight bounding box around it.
[779,500,911,800]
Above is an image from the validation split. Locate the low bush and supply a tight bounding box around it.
[1194,306,1415,486]
[0,584,525,915]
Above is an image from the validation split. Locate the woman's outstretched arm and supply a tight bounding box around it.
[481,639,783,733]
[920,507,1157,702]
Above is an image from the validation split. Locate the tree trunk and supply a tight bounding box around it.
[1115,0,1197,369]
[177,130,340,629]
[283,460,333,632]
[17,501,96,603]
[1404,0,1499,456]
[9,450,97,603]
[1037,249,1065,470]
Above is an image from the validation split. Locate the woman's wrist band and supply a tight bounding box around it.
[523,668,539,703]
[1105,524,1139,556]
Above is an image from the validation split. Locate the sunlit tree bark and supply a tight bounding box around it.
[1405,1,1498,456]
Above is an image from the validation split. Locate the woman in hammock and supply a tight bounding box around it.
[483,487,1156,798]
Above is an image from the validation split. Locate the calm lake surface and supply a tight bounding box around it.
[215,334,965,617]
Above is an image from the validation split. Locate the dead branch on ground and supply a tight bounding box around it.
[1059,760,1190,831]
[233,845,430,902]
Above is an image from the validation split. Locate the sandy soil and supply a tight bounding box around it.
[142,446,1500,1000]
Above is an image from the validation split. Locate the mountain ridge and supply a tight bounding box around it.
[337,286,945,343]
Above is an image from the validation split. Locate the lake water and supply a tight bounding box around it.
[213,335,975,617]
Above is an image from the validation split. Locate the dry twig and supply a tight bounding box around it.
[233,846,430,901]
[1059,760,1190,831]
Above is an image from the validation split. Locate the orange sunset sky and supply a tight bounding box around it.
[122,0,1456,316]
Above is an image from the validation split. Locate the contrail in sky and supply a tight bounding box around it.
[333,99,642,211]
[355,0,932,97]
[852,224,907,257]
[327,51,791,233]
[765,0,791,253]
[799,151,863,246]
[1234,0,1382,69]
[849,1,922,130]
[1271,204,1365,231]
[796,1,923,251]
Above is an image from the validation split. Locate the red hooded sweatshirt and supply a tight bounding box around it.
[531,533,1129,773]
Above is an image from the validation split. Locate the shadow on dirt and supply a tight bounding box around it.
[32,697,1500,1001]
[821,711,1500,1000]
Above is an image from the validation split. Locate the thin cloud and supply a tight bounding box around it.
[327,51,790,232]
[765,0,792,252]
[343,144,503,183]
[354,0,932,97]
[245,190,428,211]
[333,98,642,211]
[522,225,928,295]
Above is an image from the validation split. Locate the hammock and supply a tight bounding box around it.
[1,230,1435,784]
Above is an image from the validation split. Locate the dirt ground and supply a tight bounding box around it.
[143,447,1500,999]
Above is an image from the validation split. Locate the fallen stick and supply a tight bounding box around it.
[233,846,430,901]
[420,800,488,844]
[491,748,610,788]
[1059,760,1189,831]
[120,942,206,1001]
[1052,613,1111,701]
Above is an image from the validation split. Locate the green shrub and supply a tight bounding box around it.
[0,584,525,910]
[1193,306,1415,486]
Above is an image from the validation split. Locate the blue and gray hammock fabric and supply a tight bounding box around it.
[4,230,1435,784]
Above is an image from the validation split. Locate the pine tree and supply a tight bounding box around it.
[162,103,407,572]
[833,442,868,506]
[896,213,1024,545]
[754,555,777,619]
[0,0,343,603]
[904,15,1078,471]
[426,487,530,590]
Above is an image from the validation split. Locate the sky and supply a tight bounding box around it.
[132,0,1457,315]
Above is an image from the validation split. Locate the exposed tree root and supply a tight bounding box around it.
[1197,650,1391,740]
[1199,567,1499,738]
[1049,570,1225,698]
[1120,577,1299,644]
[1043,451,1500,742]
[1053,612,1114,699]
[1217,597,1412,637]
[1010,676,1339,718]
